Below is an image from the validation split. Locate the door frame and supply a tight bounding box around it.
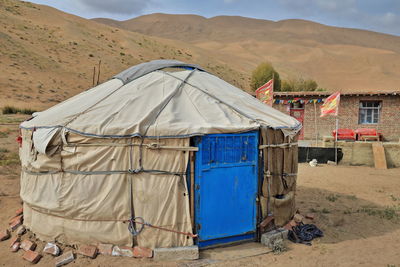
[192,131,260,248]
[290,104,305,140]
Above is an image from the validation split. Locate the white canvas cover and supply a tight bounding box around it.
[21,60,301,142]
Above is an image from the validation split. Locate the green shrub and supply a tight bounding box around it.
[250,62,281,91]
[2,106,36,115]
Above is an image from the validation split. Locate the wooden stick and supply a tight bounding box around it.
[97,60,101,85]
[189,151,195,230]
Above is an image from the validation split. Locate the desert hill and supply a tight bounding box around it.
[0,0,244,110]
[1,0,400,111]
[94,13,400,92]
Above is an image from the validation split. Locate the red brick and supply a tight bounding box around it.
[15,207,23,216]
[10,241,20,252]
[20,240,36,251]
[9,236,20,247]
[55,251,75,267]
[133,246,153,258]
[283,220,297,230]
[77,244,98,259]
[305,213,315,220]
[259,215,274,228]
[9,215,23,231]
[16,226,26,236]
[22,250,42,264]
[43,242,61,256]
[0,229,11,241]
[97,243,113,256]
[9,214,23,225]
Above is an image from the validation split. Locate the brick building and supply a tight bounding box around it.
[272,91,400,141]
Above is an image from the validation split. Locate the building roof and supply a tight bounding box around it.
[274,91,400,97]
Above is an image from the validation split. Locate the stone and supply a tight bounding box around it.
[153,246,199,261]
[112,246,134,257]
[77,244,98,259]
[293,214,304,223]
[55,251,75,267]
[43,242,61,256]
[16,225,26,236]
[132,246,153,258]
[327,160,337,166]
[22,250,42,264]
[20,240,36,251]
[10,242,20,252]
[97,243,113,256]
[0,229,11,241]
[15,207,23,216]
[261,229,289,249]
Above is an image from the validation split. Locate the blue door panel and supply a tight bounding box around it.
[194,131,259,247]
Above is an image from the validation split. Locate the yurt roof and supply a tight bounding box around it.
[20,60,301,138]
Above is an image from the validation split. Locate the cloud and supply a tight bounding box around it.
[77,0,153,15]
[277,0,357,16]
[223,0,239,3]
[276,0,400,35]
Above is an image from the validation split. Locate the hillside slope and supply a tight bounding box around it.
[0,0,245,109]
[94,13,400,91]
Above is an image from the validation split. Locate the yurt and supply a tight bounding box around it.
[19,60,301,249]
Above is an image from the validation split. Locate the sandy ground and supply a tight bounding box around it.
[0,115,399,266]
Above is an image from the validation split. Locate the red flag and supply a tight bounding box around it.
[320,91,340,117]
[255,79,274,106]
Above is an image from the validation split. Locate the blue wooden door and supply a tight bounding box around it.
[194,131,259,248]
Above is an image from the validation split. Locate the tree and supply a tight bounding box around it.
[281,77,318,92]
[250,62,281,91]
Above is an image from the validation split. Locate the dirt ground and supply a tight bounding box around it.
[0,115,399,267]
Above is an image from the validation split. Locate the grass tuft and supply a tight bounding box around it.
[2,106,36,115]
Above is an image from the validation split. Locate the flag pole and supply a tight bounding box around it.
[335,117,338,164]
[314,101,318,146]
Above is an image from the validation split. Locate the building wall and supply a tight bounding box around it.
[273,95,400,141]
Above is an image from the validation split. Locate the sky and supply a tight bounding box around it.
[28,0,400,36]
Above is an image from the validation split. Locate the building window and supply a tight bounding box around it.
[359,101,381,124]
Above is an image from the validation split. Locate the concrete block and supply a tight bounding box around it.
[111,246,134,257]
[43,242,61,256]
[261,229,288,248]
[77,244,98,259]
[55,251,75,267]
[22,250,42,264]
[153,246,199,261]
